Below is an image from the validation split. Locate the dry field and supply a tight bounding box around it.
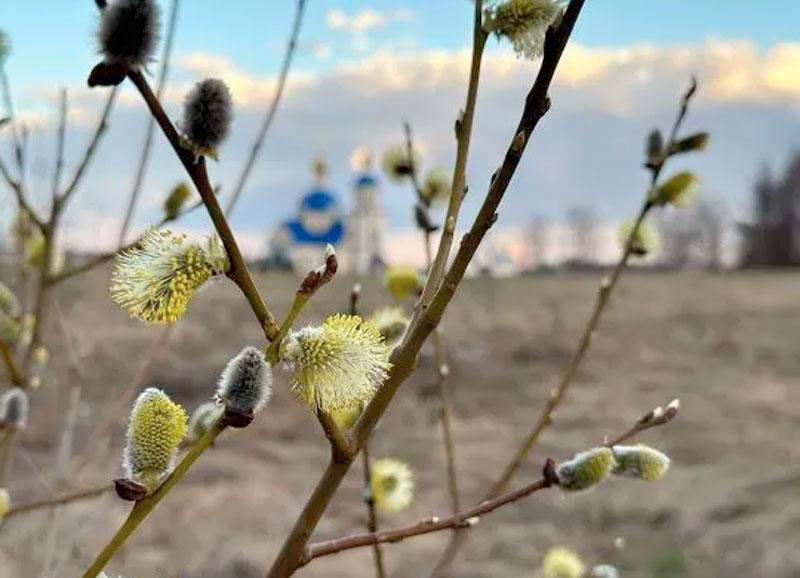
[1,268,799,578]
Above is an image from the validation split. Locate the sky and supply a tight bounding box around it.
[3,1,800,259]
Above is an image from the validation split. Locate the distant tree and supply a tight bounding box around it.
[566,205,598,266]
[695,197,728,270]
[527,214,552,269]
[741,155,800,267]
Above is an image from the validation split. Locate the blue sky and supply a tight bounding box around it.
[4,1,800,86]
[3,1,800,259]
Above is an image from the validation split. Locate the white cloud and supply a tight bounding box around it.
[11,38,800,263]
[324,8,414,35]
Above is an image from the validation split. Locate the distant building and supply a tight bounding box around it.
[267,157,346,272]
[345,148,385,274]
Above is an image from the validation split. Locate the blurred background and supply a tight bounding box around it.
[1,1,799,577]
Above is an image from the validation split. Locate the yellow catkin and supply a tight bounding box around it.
[370,458,414,513]
[383,266,420,300]
[541,546,585,578]
[556,447,616,492]
[110,229,227,323]
[284,314,391,412]
[124,388,188,493]
[367,306,409,348]
[612,444,671,481]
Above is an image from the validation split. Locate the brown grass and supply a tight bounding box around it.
[2,268,799,578]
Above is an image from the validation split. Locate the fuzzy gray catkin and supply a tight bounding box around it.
[0,387,29,430]
[97,0,160,68]
[215,347,272,426]
[182,79,233,155]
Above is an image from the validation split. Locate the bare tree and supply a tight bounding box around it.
[566,205,598,266]
[695,197,728,270]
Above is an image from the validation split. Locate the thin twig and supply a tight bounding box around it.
[0,340,23,385]
[0,156,43,229]
[304,400,679,564]
[361,443,386,578]
[57,87,118,206]
[0,428,18,485]
[417,0,487,309]
[116,0,181,247]
[429,77,700,577]
[224,0,308,216]
[403,122,461,515]
[0,56,22,168]
[51,88,68,201]
[66,326,174,482]
[125,69,279,341]
[304,476,551,565]
[264,4,586,576]
[4,484,112,520]
[47,199,205,286]
[79,420,227,578]
[351,286,387,578]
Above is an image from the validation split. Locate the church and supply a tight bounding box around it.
[267,151,385,274]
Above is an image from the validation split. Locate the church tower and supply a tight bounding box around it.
[347,147,385,275]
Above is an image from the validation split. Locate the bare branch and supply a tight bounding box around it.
[224,0,308,216]
[264,3,587,575]
[116,0,181,247]
[57,87,118,207]
[125,69,279,341]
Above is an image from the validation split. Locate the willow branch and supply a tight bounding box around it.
[79,420,227,578]
[264,4,586,576]
[404,122,461,515]
[417,0,487,309]
[0,58,22,168]
[360,443,386,578]
[224,0,307,216]
[304,476,551,565]
[0,156,43,229]
[66,326,174,481]
[116,0,181,247]
[4,484,112,520]
[51,89,68,201]
[306,399,678,564]
[57,87,118,207]
[47,199,204,286]
[429,76,700,577]
[0,340,23,385]
[484,77,698,500]
[125,69,279,340]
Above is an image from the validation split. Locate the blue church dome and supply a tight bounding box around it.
[284,219,344,244]
[301,189,338,211]
[355,173,377,188]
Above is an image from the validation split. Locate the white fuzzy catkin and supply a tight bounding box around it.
[0,387,29,430]
[97,0,160,68]
[215,347,272,419]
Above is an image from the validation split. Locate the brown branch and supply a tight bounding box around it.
[66,326,174,481]
[361,435,386,578]
[264,4,587,576]
[48,199,205,286]
[51,89,68,201]
[0,340,23,386]
[116,0,181,247]
[304,474,552,565]
[125,69,279,341]
[4,484,112,520]
[403,122,462,515]
[429,77,701,577]
[57,87,118,207]
[305,399,679,564]
[224,0,308,216]
[0,157,44,229]
[417,0,487,309]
